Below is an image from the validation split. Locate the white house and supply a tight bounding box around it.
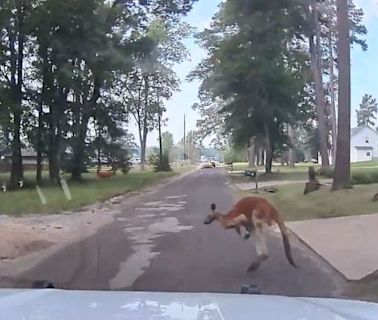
[350,125,378,162]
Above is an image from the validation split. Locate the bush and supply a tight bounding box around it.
[318,166,334,178]
[352,171,378,185]
[150,153,171,172]
[121,166,131,175]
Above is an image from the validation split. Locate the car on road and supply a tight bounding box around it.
[129,157,141,166]
[1,289,377,319]
[201,161,214,169]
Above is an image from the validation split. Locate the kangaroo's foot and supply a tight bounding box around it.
[247,254,268,272]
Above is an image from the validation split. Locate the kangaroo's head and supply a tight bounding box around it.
[204,203,220,225]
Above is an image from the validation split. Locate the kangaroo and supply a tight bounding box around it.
[203,197,297,272]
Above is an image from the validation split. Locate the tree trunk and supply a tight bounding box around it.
[71,114,90,181]
[332,0,351,190]
[71,77,100,181]
[93,117,101,173]
[8,23,23,187]
[97,148,101,173]
[48,86,66,183]
[36,97,44,184]
[158,109,163,169]
[259,148,265,166]
[36,50,48,184]
[141,125,148,169]
[329,30,338,165]
[48,106,59,183]
[140,74,149,169]
[264,124,273,174]
[248,137,256,167]
[256,148,261,166]
[309,1,330,168]
[288,125,295,167]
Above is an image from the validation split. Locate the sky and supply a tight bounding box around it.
[132,0,378,147]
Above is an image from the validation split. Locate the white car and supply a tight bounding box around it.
[1,289,377,319]
[129,157,141,165]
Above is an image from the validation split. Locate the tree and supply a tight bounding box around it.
[302,0,366,168]
[325,0,367,163]
[161,131,174,156]
[191,0,309,173]
[0,0,34,186]
[117,19,191,168]
[185,130,201,164]
[332,0,351,190]
[0,0,197,185]
[356,94,378,127]
[305,0,330,168]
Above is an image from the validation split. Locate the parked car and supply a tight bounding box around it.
[129,157,141,165]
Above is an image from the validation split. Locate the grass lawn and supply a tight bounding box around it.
[240,182,378,221]
[228,161,378,184]
[0,166,195,216]
[231,160,378,172]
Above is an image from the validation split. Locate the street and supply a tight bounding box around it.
[0,168,347,297]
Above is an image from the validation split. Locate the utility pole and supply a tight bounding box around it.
[183,114,186,163]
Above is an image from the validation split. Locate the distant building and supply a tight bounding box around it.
[0,148,47,171]
[350,125,378,162]
[130,146,141,158]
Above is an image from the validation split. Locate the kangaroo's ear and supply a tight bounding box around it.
[211,203,216,212]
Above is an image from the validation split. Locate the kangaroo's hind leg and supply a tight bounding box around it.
[247,213,269,272]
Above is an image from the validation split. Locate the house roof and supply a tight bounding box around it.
[21,148,37,157]
[351,125,377,136]
[2,148,37,157]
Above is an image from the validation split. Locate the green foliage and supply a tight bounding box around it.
[318,166,335,178]
[0,0,194,183]
[351,171,378,185]
[356,94,378,127]
[162,131,174,156]
[190,0,310,173]
[149,152,171,172]
[223,146,246,164]
[318,168,378,185]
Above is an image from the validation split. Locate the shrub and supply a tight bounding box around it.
[352,171,378,185]
[150,153,171,172]
[318,166,334,178]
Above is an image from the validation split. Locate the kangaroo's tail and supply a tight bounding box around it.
[273,209,297,268]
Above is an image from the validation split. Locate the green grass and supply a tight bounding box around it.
[240,182,378,221]
[230,161,378,172]
[350,160,378,168]
[228,161,378,184]
[230,172,309,185]
[0,170,180,216]
[170,163,198,174]
[228,162,319,173]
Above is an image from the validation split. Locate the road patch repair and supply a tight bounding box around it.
[109,194,193,289]
[287,213,378,281]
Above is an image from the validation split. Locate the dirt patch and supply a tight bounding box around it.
[0,206,114,262]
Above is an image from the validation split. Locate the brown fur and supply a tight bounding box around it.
[204,197,297,269]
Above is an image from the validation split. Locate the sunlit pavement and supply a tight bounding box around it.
[288,214,378,281]
[0,168,347,298]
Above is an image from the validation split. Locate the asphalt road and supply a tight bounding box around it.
[1,168,347,297]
